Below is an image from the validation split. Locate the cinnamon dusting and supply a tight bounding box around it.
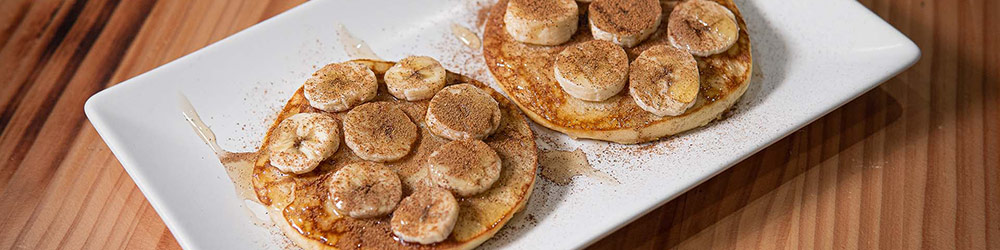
[343,102,419,161]
[427,139,502,196]
[508,0,577,20]
[589,0,661,35]
[555,39,628,89]
[426,84,501,140]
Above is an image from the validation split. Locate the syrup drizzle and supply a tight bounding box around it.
[336,23,381,60]
[450,23,482,49]
[178,94,260,203]
[539,149,619,185]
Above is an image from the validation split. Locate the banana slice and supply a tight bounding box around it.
[503,0,579,45]
[328,162,403,219]
[390,187,459,244]
[426,84,502,141]
[628,45,700,116]
[428,139,501,197]
[384,56,447,101]
[588,0,661,48]
[267,113,340,174]
[304,62,378,112]
[554,40,629,101]
[667,0,740,56]
[343,102,418,162]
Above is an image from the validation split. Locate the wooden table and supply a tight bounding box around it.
[0,0,995,249]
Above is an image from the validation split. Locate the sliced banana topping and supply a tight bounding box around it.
[328,162,403,219]
[428,139,502,197]
[503,0,579,45]
[390,187,459,244]
[384,56,447,101]
[554,40,629,102]
[426,84,502,141]
[304,62,378,112]
[343,102,419,162]
[628,45,700,116]
[588,0,661,48]
[667,0,740,56]
[268,113,340,174]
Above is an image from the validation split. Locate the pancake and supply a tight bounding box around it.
[252,60,538,249]
[483,0,752,144]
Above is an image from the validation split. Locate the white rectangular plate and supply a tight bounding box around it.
[84,0,919,249]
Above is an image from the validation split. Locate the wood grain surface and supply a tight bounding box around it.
[0,0,996,249]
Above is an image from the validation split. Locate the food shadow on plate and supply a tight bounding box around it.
[476,121,586,248]
[479,163,574,248]
[698,0,791,128]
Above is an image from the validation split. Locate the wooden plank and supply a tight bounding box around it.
[0,1,301,249]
